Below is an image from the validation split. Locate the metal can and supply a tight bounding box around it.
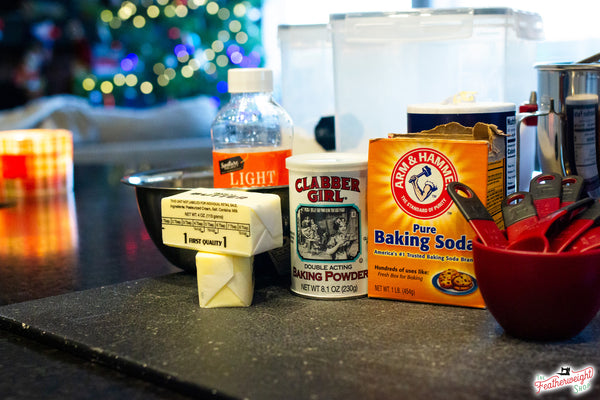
[286,153,368,299]
[407,101,517,193]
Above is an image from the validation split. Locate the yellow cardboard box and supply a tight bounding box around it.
[367,122,506,308]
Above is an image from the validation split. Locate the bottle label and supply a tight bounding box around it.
[212,149,292,188]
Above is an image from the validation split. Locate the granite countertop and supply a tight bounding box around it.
[1,272,598,400]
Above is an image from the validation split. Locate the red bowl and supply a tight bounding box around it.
[473,239,600,341]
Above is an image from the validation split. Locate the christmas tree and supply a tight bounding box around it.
[76,0,264,107]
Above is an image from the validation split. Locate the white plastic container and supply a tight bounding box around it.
[329,8,544,153]
[278,24,335,139]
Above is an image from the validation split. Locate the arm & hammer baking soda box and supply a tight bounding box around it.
[367,122,507,308]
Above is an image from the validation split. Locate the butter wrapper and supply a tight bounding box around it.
[161,188,283,256]
[196,252,254,308]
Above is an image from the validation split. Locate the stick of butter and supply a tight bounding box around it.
[196,252,254,308]
[161,188,283,256]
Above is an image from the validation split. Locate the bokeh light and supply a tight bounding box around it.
[229,20,242,33]
[100,10,113,23]
[153,62,166,75]
[164,68,176,80]
[118,1,136,20]
[164,5,176,18]
[188,0,200,10]
[140,81,153,94]
[174,44,188,58]
[204,49,216,61]
[235,32,248,44]
[164,54,177,68]
[82,77,96,91]
[109,17,122,29]
[157,74,170,87]
[120,53,139,72]
[218,30,230,42]
[206,2,219,15]
[133,15,146,28]
[125,74,138,87]
[230,51,243,64]
[168,27,180,39]
[147,5,160,18]
[189,58,201,70]
[100,81,114,94]
[113,73,126,86]
[218,8,231,20]
[233,3,246,17]
[211,40,224,53]
[204,62,217,75]
[216,80,228,93]
[216,55,229,67]
[247,7,261,21]
[181,65,194,78]
[175,5,188,18]
[90,90,103,104]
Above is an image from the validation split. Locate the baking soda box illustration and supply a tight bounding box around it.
[367,122,507,308]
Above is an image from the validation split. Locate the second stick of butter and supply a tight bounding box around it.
[196,252,254,308]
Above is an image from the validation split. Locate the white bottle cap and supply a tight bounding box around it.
[228,68,273,93]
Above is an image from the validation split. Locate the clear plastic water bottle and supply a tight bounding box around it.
[211,68,293,188]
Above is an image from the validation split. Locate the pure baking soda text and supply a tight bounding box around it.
[368,123,507,308]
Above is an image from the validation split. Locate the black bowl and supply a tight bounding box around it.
[121,165,289,273]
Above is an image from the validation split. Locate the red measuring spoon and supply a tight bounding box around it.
[447,182,508,248]
[502,192,538,242]
[529,173,563,218]
[560,175,584,207]
[550,199,600,252]
[507,197,594,252]
[567,225,600,252]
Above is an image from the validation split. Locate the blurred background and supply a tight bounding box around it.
[0,0,263,110]
[0,0,598,167]
[1,0,597,110]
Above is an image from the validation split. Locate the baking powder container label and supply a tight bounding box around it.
[286,153,368,299]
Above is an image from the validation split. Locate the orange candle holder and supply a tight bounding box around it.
[0,129,73,200]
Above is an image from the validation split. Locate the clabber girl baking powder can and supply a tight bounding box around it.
[286,153,368,299]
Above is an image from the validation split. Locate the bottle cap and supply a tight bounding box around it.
[228,68,273,93]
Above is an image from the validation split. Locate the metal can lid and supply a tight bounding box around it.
[407,101,516,114]
[286,152,367,172]
[565,93,599,105]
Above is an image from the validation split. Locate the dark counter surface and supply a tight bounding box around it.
[0,165,599,399]
[1,272,599,400]
[0,164,185,399]
[0,165,181,306]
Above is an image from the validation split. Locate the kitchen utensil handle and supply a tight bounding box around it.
[577,52,600,64]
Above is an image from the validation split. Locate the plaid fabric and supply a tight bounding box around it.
[0,130,73,199]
